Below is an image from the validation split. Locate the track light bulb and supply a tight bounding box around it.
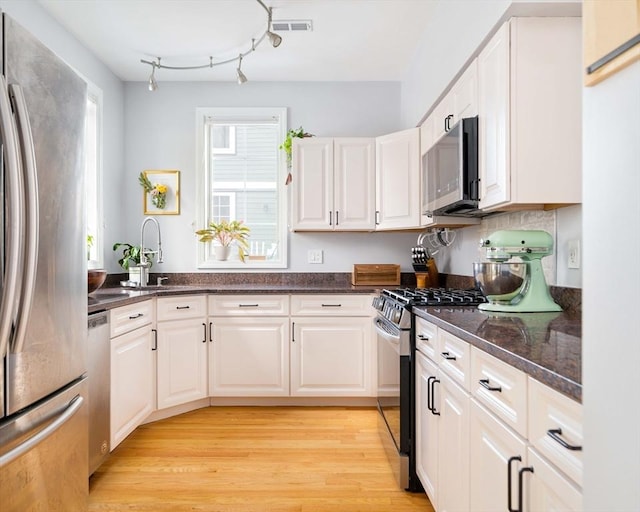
[236,56,248,84]
[267,30,282,48]
[148,66,158,91]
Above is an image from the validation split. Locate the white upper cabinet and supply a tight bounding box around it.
[375,127,421,230]
[478,17,582,211]
[291,137,375,231]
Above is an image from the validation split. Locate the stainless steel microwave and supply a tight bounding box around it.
[422,115,484,217]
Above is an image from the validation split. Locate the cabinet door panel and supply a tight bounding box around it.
[110,326,154,449]
[156,318,208,409]
[210,318,289,396]
[291,317,371,396]
[478,21,510,209]
[528,448,583,511]
[334,138,375,230]
[415,351,439,508]
[291,138,333,230]
[375,128,420,230]
[469,399,527,512]
[439,373,470,512]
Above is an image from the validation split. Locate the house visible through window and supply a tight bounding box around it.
[196,107,287,268]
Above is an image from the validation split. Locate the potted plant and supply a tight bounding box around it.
[279,126,312,185]
[113,242,153,284]
[195,220,250,262]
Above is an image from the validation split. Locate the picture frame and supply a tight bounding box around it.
[142,170,180,215]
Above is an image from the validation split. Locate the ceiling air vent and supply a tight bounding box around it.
[271,20,313,32]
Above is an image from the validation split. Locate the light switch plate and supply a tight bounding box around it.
[568,240,580,269]
[308,249,323,264]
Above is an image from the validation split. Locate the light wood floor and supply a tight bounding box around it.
[89,406,434,512]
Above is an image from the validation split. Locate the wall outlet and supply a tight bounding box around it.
[568,240,580,269]
[308,249,323,264]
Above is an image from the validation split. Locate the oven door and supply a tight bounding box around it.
[373,316,411,489]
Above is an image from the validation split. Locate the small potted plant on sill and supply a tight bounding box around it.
[112,242,153,284]
[279,126,313,185]
[195,220,250,262]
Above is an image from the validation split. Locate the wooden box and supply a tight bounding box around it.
[352,264,401,286]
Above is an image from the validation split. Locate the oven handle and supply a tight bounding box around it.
[373,317,401,344]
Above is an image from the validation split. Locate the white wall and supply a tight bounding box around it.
[0,0,125,260]
[120,80,419,273]
[582,61,640,511]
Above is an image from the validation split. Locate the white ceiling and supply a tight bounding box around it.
[37,0,435,83]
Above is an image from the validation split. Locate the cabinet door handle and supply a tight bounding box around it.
[292,321,295,342]
[517,466,534,512]
[507,455,522,512]
[441,351,456,361]
[547,428,582,451]
[329,211,333,226]
[209,322,213,342]
[335,211,339,226]
[426,376,435,412]
[429,377,440,416]
[129,313,143,319]
[176,305,190,310]
[151,328,157,351]
[375,210,380,225]
[444,114,453,132]
[202,323,207,343]
[479,378,502,392]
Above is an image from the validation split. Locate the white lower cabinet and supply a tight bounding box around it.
[290,317,372,396]
[416,350,439,508]
[209,317,289,396]
[156,296,208,410]
[110,300,155,450]
[469,399,528,512]
[528,447,582,511]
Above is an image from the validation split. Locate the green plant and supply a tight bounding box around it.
[112,243,153,271]
[279,126,312,167]
[87,234,94,260]
[195,220,251,262]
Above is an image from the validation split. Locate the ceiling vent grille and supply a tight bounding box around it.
[271,20,313,32]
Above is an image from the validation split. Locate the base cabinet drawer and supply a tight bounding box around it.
[209,295,289,316]
[528,378,583,487]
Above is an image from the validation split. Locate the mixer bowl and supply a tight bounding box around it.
[473,262,527,303]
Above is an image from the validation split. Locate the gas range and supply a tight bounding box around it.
[373,287,487,328]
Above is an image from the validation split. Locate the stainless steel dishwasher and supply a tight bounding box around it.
[88,310,110,476]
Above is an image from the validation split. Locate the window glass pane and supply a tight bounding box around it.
[197,107,286,268]
[85,93,102,266]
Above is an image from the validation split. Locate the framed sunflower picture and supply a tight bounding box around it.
[139,170,180,215]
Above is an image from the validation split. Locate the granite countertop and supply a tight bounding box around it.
[413,306,582,402]
[88,283,380,314]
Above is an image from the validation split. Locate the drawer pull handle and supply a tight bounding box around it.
[321,304,342,307]
[547,428,582,451]
[128,313,143,319]
[238,304,259,307]
[441,351,456,361]
[417,334,429,340]
[479,378,502,392]
[176,305,191,310]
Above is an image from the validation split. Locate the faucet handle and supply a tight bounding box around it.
[157,276,169,286]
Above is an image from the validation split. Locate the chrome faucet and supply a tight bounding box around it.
[139,217,163,287]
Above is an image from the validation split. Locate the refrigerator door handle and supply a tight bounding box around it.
[0,75,25,360]
[0,394,84,468]
[8,84,39,354]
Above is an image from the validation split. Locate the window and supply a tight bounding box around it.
[196,107,287,268]
[85,87,103,267]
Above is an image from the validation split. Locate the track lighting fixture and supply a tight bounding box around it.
[147,62,158,91]
[236,55,248,84]
[141,0,281,90]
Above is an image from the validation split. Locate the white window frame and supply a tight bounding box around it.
[85,84,103,268]
[211,125,236,154]
[195,107,288,269]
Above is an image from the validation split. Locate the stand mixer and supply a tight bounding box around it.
[473,230,562,313]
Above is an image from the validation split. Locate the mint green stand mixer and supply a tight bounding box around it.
[473,230,562,313]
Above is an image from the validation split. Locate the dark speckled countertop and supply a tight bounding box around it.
[413,306,581,402]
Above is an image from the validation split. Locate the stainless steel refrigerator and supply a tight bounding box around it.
[0,13,89,511]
